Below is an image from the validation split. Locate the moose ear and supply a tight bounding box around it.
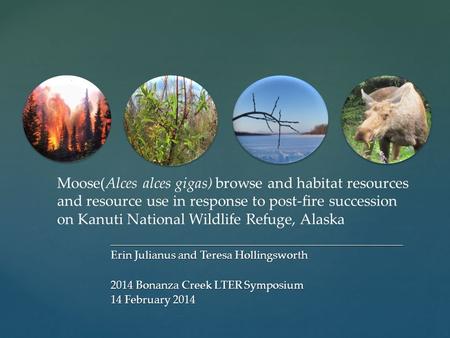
[400,82,414,91]
[388,93,403,104]
[388,83,413,104]
[361,89,375,106]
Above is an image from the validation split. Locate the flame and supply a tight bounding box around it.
[46,93,69,150]
[49,135,59,149]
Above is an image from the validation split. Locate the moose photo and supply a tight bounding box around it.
[342,76,431,164]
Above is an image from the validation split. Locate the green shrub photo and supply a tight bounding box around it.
[125,76,217,166]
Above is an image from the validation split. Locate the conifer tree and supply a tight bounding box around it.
[83,89,93,150]
[60,124,69,151]
[71,125,77,152]
[37,107,49,152]
[93,100,103,149]
[23,94,40,145]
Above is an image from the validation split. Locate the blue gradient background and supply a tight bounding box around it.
[1,0,449,337]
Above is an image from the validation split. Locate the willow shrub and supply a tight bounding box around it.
[125,82,217,166]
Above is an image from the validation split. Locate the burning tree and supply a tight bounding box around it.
[37,107,49,152]
[23,93,40,145]
[93,99,103,149]
[83,88,93,151]
[71,125,78,152]
[59,124,69,151]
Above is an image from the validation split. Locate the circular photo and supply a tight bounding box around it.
[342,75,431,164]
[233,76,328,164]
[124,75,217,166]
[22,75,111,162]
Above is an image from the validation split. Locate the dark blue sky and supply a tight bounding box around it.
[233,76,328,133]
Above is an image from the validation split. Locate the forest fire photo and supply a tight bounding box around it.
[22,75,111,162]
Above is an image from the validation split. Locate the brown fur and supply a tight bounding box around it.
[354,82,428,163]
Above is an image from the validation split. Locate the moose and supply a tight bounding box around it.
[354,82,429,163]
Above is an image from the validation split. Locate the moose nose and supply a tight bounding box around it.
[354,128,371,142]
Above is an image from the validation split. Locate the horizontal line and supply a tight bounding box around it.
[110,244,404,248]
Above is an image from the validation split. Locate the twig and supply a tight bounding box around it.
[271,97,279,115]
[233,95,301,149]
[232,112,300,125]
[253,93,273,133]
[278,109,281,148]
